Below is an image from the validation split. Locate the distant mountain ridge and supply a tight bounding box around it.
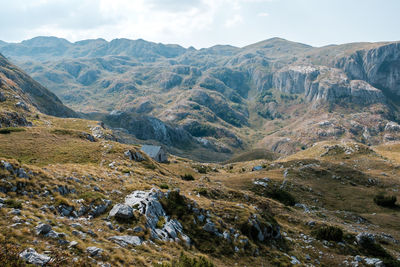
[1,36,400,159]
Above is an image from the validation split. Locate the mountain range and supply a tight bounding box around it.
[1,37,400,161]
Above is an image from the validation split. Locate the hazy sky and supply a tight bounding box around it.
[0,0,399,48]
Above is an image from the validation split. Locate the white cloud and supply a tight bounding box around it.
[224,14,243,28]
[258,12,269,17]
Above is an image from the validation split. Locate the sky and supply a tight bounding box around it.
[0,0,399,49]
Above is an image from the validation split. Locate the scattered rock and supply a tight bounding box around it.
[364,258,384,267]
[291,256,301,265]
[69,241,78,248]
[86,246,102,257]
[19,248,51,266]
[356,232,375,247]
[109,235,143,247]
[1,160,14,172]
[15,101,30,111]
[253,177,270,187]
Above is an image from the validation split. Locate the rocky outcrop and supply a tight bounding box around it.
[110,189,191,244]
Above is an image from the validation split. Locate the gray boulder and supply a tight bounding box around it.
[19,248,51,266]
[88,199,112,217]
[17,168,29,178]
[109,235,142,247]
[35,223,52,235]
[0,92,6,102]
[86,246,102,257]
[109,204,134,220]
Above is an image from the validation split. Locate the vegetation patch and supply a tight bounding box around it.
[142,161,156,170]
[159,184,169,189]
[4,199,22,209]
[312,226,343,242]
[181,174,194,181]
[266,189,296,206]
[0,127,25,134]
[373,193,397,207]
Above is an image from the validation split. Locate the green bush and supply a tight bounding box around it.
[181,174,194,181]
[267,189,296,206]
[159,184,169,189]
[4,199,22,209]
[160,190,188,219]
[195,188,208,196]
[313,226,343,242]
[374,193,397,207]
[0,127,25,134]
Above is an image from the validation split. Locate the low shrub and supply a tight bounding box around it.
[267,189,296,206]
[313,226,343,242]
[0,127,25,134]
[160,190,187,219]
[374,193,397,207]
[159,184,169,189]
[156,216,166,229]
[195,188,208,196]
[181,174,194,181]
[4,199,22,209]
[142,161,156,170]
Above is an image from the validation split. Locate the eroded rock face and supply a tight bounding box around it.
[335,42,400,96]
[271,65,386,105]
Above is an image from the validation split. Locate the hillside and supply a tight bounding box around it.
[0,112,399,266]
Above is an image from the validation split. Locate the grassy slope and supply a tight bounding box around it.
[0,111,399,266]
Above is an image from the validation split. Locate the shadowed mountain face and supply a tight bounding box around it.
[0,53,77,118]
[1,37,400,158]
